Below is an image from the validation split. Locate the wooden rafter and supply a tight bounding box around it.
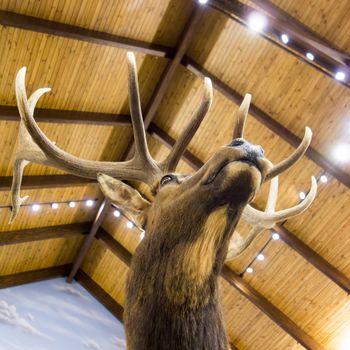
[75,269,124,323]
[96,228,323,350]
[183,57,350,189]
[0,175,96,191]
[0,265,71,289]
[0,10,172,58]
[208,0,350,88]
[0,222,90,246]
[67,198,111,283]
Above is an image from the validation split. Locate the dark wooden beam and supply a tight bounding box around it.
[0,222,90,246]
[0,105,130,126]
[208,0,350,87]
[97,229,323,350]
[0,10,173,58]
[0,175,96,191]
[274,225,350,295]
[230,343,240,350]
[67,198,111,283]
[183,57,350,189]
[0,264,71,289]
[75,269,124,323]
[221,266,324,350]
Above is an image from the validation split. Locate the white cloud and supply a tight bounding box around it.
[26,313,35,321]
[54,284,90,300]
[0,300,45,338]
[112,336,126,349]
[82,339,103,350]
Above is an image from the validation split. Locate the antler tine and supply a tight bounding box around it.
[265,127,312,181]
[242,176,317,228]
[126,52,154,166]
[225,176,279,260]
[232,93,251,139]
[15,60,161,186]
[161,77,213,172]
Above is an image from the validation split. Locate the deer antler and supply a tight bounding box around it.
[10,52,213,222]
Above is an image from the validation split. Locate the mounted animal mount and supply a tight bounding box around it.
[11,52,316,349]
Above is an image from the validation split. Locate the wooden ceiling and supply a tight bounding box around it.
[0,1,349,349]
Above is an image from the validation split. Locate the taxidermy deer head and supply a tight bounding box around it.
[11,52,316,349]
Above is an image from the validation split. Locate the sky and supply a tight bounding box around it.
[0,278,126,350]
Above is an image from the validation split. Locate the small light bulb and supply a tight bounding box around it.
[281,34,289,44]
[246,267,253,274]
[86,199,94,207]
[247,12,267,32]
[306,52,314,61]
[320,175,328,183]
[272,232,280,240]
[113,210,121,218]
[140,231,145,240]
[332,144,350,162]
[257,253,265,261]
[299,191,306,200]
[51,203,59,209]
[31,204,40,212]
[335,71,346,81]
[68,201,76,208]
[126,221,134,229]
[198,0,208,3]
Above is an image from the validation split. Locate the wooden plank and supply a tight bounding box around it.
[183,57,350,189]
[0,264,71,289]
[0,175,96,191]
[0,222,90,246]
[0,10,173,58]
[75,269,124,323]
[208,0,349,88]
[274,225,350,295]
[221,266,324,350]
[67,198,111,282]
[97,229,323,350]
[0,105,130,126]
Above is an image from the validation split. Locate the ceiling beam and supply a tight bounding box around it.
[0,175,96,191]
[221,266,324,350]
[0,105,130,126]
[0,264,71,289]
[155,127,350,295]
[123,5,204,160]
[75,269,124,323]
[0,222,90,246]
[96,228,323,350]
[183,57,350,189]
[208,0,350,87]
[0,10,173,58]
[67,198,111,283]
[273,225,350,294]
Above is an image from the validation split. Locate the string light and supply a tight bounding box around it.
[68,201,76,208]
[31,204,40,212]
[320,175,328,183]
[247,12,267,32]
[257,253,265,261]
[306,52,314,61]
[281,34,289,44]
[272,232,280,240]
[86,199,94,207]
[332,143,350,162]
[113,209,121,218]
[246,267,253,274]
[335,71,346,81]
[198,0,208,4]
[51,203,59,209]
[126,221,134,229]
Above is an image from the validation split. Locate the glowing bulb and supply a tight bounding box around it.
[198,0,208,3]
[31,204,40,212]
[140,231,145,240]
[335,71,346,81]
[257,254,265,261]
[246,267,253,274]
[51,203,59,209]
[320,175,328,183]
[306,52,314,61]
[332,143,350,162]
[86,199,94,207]
[126,221,134,229]
[247,12,267,32]
[299,191,306,200]
[113,210,121,218]
[339,329,350,350]
[281,34,289,44]
[68,201,76,208]
[272,232,280,240]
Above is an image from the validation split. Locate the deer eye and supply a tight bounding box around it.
[160,175,176,186]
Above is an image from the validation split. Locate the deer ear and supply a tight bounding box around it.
[97,173,151,227]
